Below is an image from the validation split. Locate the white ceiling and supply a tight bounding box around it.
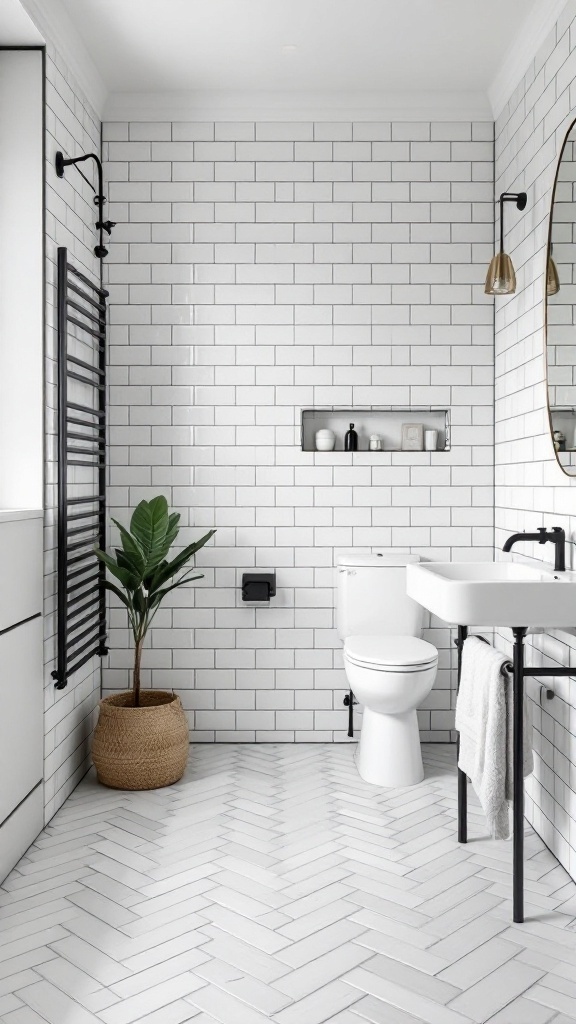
[57,0,537,94]
[0,0,43,45]
[16,0,565,120]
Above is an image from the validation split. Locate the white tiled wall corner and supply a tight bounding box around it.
[495,0,576,880]
[44,43,102,822]
[103,118,495,744]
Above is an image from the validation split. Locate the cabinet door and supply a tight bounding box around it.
[0,517,42,632]
[0,616,43,823]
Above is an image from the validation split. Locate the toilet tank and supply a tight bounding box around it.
[336,551,423,640]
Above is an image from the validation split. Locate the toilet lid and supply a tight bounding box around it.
[344,635,438,669]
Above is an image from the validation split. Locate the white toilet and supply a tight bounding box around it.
[337,551,438,788]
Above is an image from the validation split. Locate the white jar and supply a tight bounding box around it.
[424,429,438,451]
[315,428,336,451]
[369,433,381,451]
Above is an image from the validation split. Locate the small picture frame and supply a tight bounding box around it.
[401,422,424,451]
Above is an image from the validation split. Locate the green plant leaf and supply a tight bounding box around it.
[130,497,171,572]
[148,530,216,593]
[111,518,146,572]
[116,548,144,577]
[132,587,147,616]
[103,580,134,613]
[94,548,140,590]
[164,512,181,548]
[149,572,203,609]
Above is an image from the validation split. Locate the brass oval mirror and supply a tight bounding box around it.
[546,115,576,475]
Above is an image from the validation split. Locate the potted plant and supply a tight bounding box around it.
[91,495,215,790]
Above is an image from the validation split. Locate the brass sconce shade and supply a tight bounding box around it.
[547,254,560,296]
[484,253,516,295]
[484,191,527,296]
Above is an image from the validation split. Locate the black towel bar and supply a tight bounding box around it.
[51,247,108,690]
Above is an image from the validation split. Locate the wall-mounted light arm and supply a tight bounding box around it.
[485,190,528,296]
[498,192,527,252]
[55,151,115,258]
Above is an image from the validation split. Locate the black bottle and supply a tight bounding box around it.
[344,422,358,451]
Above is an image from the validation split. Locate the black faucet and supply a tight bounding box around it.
[502,527,566,572]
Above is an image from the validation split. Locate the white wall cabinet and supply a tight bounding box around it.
[0,512,43,882]
[0,512,43,631]
[0,616,43,822]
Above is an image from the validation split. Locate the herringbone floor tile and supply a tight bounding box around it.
[1,744,575,1023]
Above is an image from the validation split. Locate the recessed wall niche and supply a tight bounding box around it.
[301,409,450,453]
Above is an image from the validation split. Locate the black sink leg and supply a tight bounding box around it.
[512,626,527,923]
[456,624,468,843]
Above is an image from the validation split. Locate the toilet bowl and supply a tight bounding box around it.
[336,551,438,789]
[343,634,437,787]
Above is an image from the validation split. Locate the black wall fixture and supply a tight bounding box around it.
[51,247,108,689]
[242,573,276,602]
[484,190,527,296]
[55,151,115,258]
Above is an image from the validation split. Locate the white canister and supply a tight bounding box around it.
[369,434,382,451]
[315,428,336,452]
[424,429,438,451]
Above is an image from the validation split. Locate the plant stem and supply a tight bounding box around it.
[133,636,143,707]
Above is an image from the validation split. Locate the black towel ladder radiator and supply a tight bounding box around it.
[51,246,108,689]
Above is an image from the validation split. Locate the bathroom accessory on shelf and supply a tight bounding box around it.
[315,428,336,451]
[424,429,438,451]
[553,430,566,452]
[369,434,382,451]
[242,572,276,603]
[401,422,423,451]
[344,423,358,451]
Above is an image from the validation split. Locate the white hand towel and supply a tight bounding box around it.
[455,636,533,840]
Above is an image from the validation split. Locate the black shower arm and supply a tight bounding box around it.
[55,151,114,258]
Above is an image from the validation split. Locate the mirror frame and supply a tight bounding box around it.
[545,113,576,477]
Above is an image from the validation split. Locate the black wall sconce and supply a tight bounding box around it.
[56,151,115,258]
[484,191,527,295]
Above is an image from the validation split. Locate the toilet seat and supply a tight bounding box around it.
[344,634,438,672]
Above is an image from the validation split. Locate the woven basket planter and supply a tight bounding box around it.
[92,690,189,790]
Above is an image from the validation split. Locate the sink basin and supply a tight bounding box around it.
[406,560,576,628]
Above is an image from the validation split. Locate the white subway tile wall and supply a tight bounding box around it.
[103,119,494,743]
[44,44,103,821]
[495,0,576,880]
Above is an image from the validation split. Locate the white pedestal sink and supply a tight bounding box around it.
[406,560,576,628]
[406,556,576,927]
